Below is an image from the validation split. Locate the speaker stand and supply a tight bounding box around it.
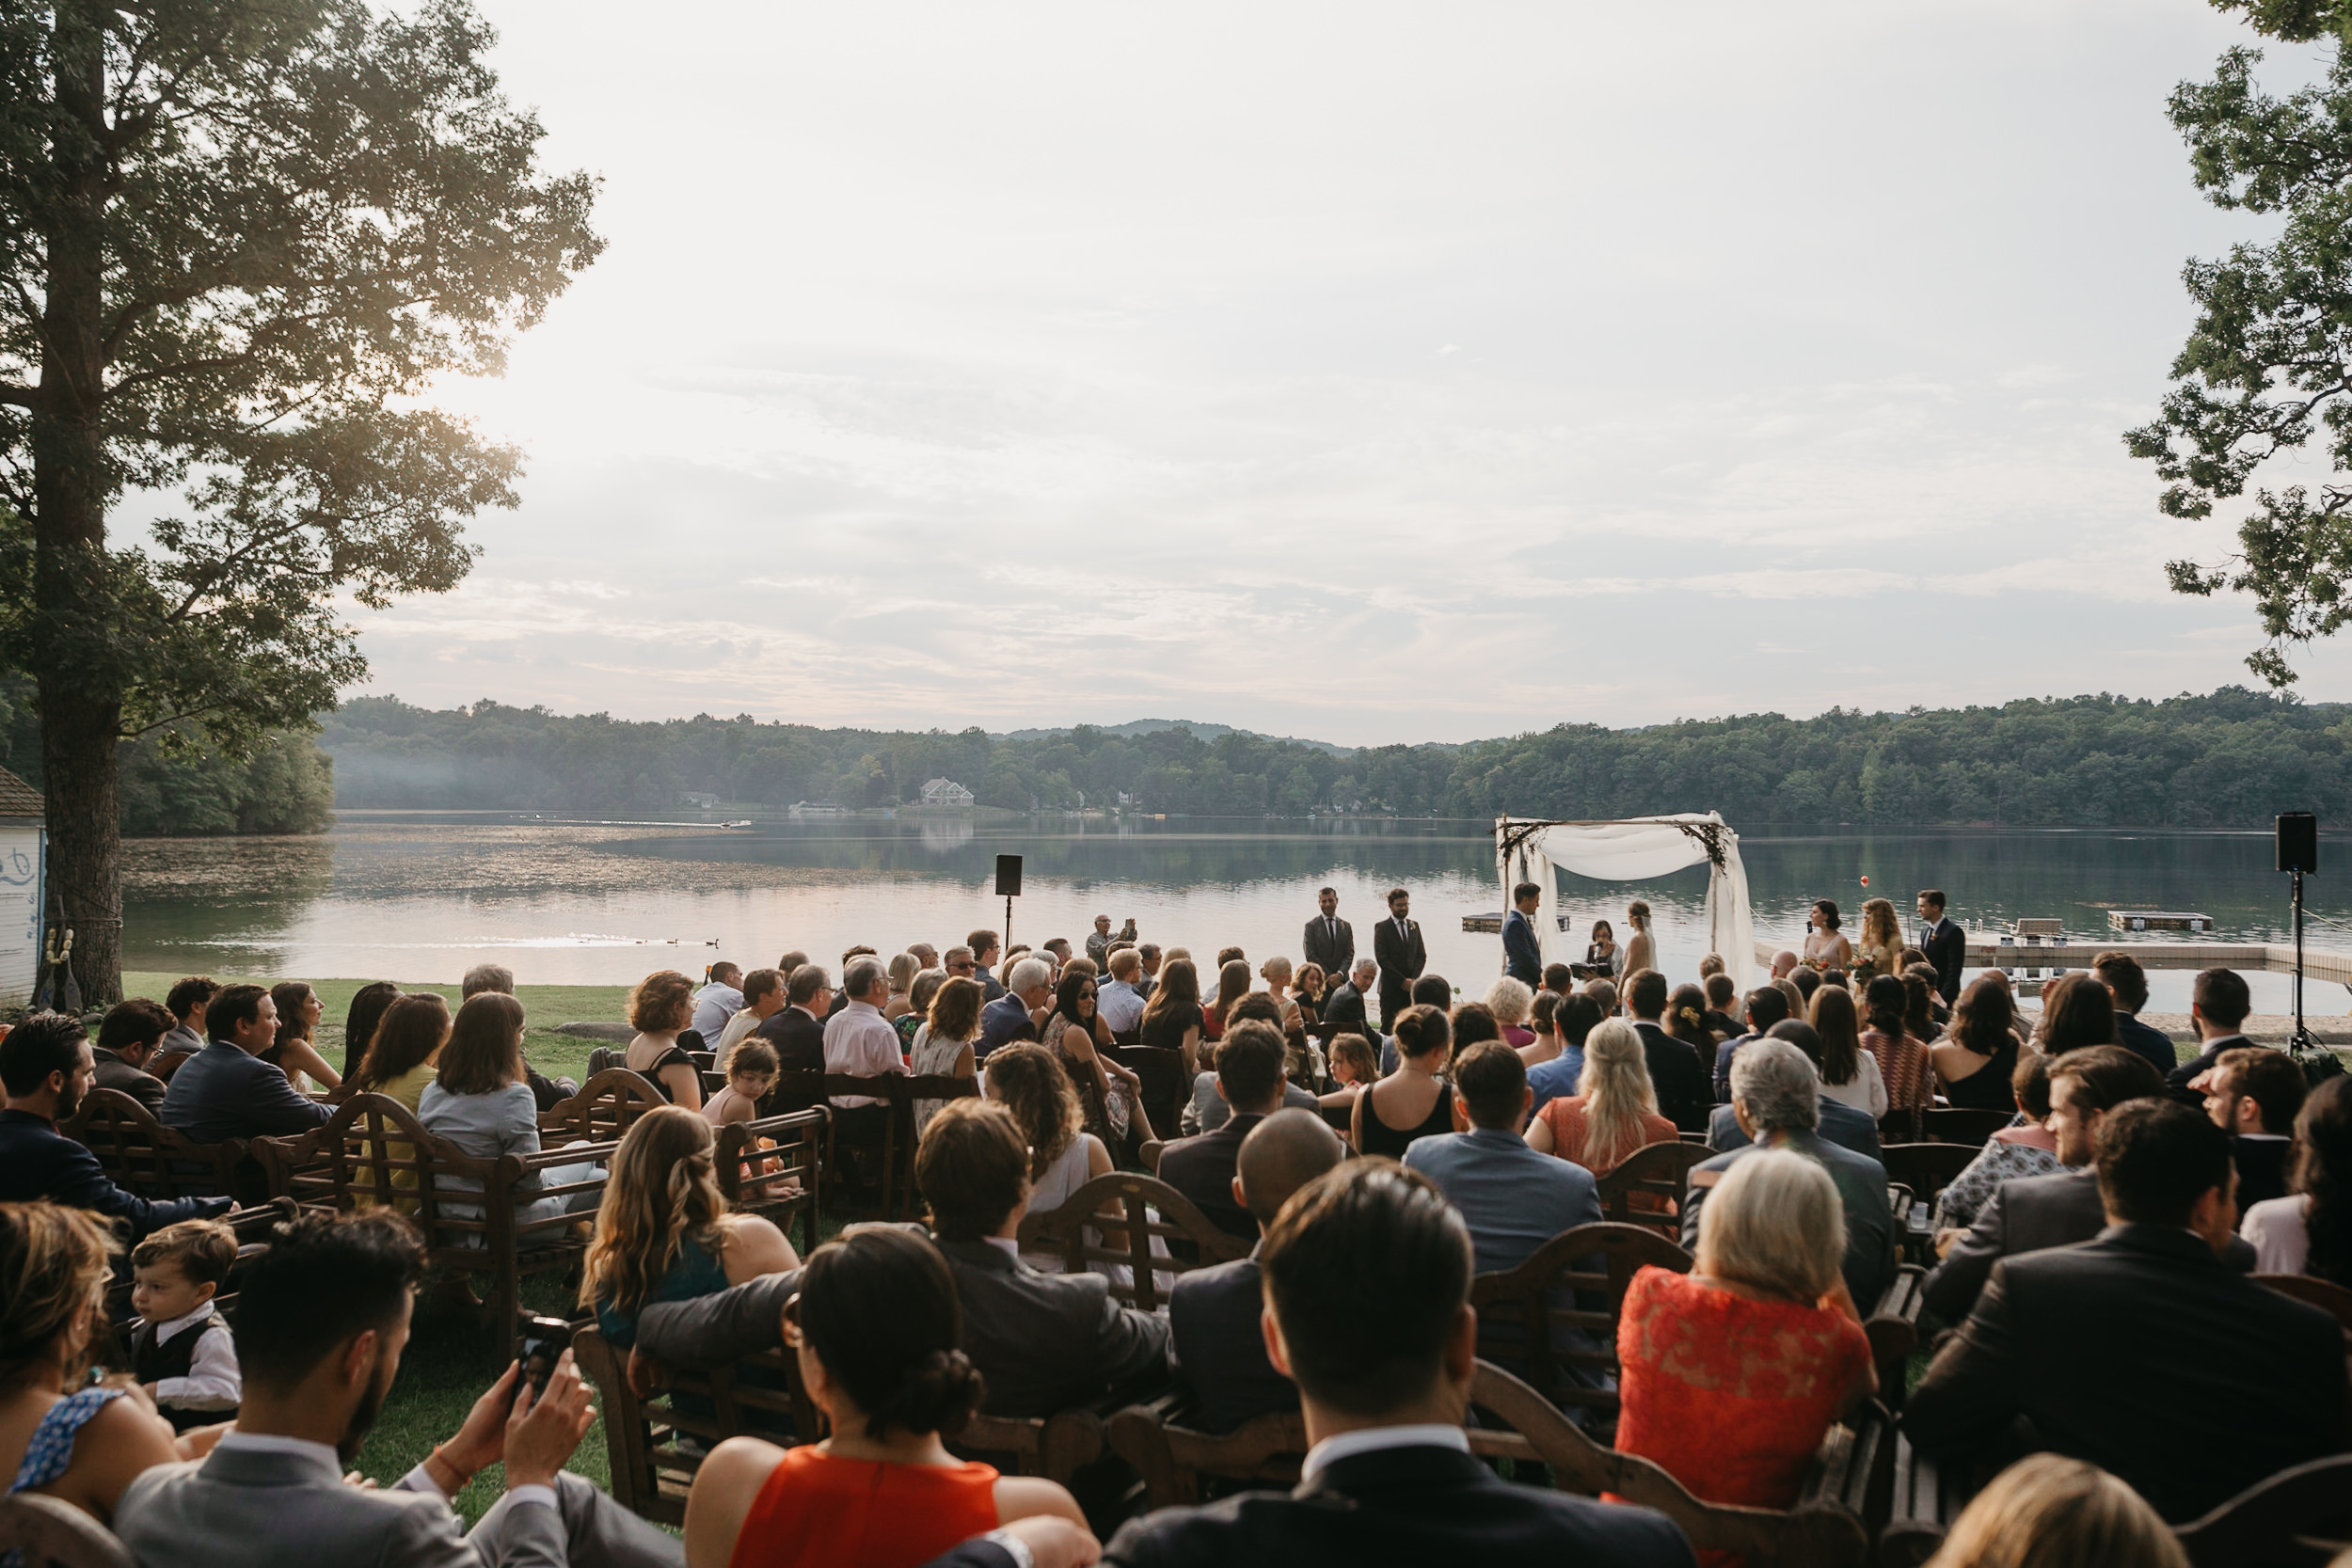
[1005,893,1014,958]
[2294,868,2314,1053]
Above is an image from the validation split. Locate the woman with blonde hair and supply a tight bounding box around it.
[1853,896,1904,980]
[624,968,704,1109]
[1526,1019,1677,1179]
[1622,901,1656,980]
[1485,976,1536,1048]
[1926,1454,2187,1568]
[1615,1149,1875,1522]
[1807,986,1888,1118]
[982,1044,1121,1273]
[882,953,920,1022]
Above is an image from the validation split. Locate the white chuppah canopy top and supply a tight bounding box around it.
[1494,813,1756,986]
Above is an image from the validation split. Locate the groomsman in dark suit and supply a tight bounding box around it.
[1915,889,1964,1004]
[1501,881,1544,989]
[1373,887,1426,1031]
[1302,887,1355,980]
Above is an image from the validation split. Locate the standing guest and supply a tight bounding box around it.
[909,977,985,1140]
[2201,1046,2305,1210]
[1803,901,1852,971]
[161,985,333,1142]
[161,977,217,1054]
[823,960,910,1172]
[1098,949,1149,1037]
[1931,975,2022,1112]
[344,992,453,1212]
[1807,987,1888,1118]
[1518,991,1562,1068]
[1712,986,1792,1104]
[703,1040,780,1131]
[130,1219,243,1432]
[2164,968,2254,1095]
[1700,974,1742,1043]
[1160,1023,1289,1241]
[1486,977,1537,1049]
[1205,960,1250,1042]
[1621,902,1657,980]
[1087,916,1117,972]
[2092,952,2178,1078]
[1529,1020,1679,1180]
[1136,943,1163,999]
[92,999,176,1114]
[1931,1053,2062,1234]
[1373,886,1427,1030]
[461,966,577,1111]
[681,1226,1085,1568]
[1915,891,1964,1003]
[1626,970,1711,1134]
[1528,993,1605,1114]
[757,965,834,1076]
[1925,1455,2189,1568]
[978,958,1051,1063]
[1139,960,1205,1075]
[1168,1111,1344,1433]
[1303,887,1356,982]
[1859,974,1930,1135]
[1708,1022,1884,1161]
[1852,898,1905,982]
[1903,1101,2348,1522]
[2036,971,2120,1056]
[882,954,921,1022]
[1,1015,232,1240]
[625,970,705,1110]
[2239,1075,2352,1279]
[717,968,787,1066]
[420,992,606,1238]
[262,982,342,1094]
[967,931,1008,1002]
[1502,882,1545,990]
[983,1045,1117,1268]
[1351,1006,1454,1161]
[1617,1151,1875,1524]
[691,963,747,1041]
[1584,920,1621,978]
[1097,1162,1694,1568]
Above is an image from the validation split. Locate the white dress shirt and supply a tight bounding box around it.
[1299,1422,1470,1485]
[823,998,908,1107]
[145,1302,241,1412]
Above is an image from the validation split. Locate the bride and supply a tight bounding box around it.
[1623,901,1656,978]
[1803,899,1853,970]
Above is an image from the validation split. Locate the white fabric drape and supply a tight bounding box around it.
[1495,814,1755,987]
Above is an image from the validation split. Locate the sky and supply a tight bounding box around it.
[343,0,2352,746]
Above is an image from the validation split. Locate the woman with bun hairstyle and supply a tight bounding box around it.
[682,1225,1084,1568]
[1350,1004,1454,1160]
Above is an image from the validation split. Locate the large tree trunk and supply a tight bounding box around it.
[34,684,122,1007]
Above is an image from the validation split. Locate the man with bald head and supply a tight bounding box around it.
[1167,1109,1343,1432]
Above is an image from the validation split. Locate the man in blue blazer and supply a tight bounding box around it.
[160,984,333,1144]
[1501,882,1544,990]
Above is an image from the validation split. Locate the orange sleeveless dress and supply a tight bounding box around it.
[727,1447,1001,1568]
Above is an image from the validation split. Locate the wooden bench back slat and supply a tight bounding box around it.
[1016,1173,1250,1313]
[1468,1221,1693,1417]
[1594,1140,1712,1227]
[60,1088,245,1198]
[539,1069,671,1142]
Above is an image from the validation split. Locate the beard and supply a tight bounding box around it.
[338,1364,391,1465]
[56,1079,83,1122]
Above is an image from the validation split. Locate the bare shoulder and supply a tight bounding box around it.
[719,1215,798,1281]
[993,1474,1087,1525]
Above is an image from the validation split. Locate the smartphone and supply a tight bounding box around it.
[518,1315,573,1396]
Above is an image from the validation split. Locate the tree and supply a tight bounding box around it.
[2126,3,2352,685]
[0,0,600,1001]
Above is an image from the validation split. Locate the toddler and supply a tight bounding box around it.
[130,1218,241,1431]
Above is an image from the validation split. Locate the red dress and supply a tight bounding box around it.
[1613,1267,1869,1552]
[728,1447,1001,1568]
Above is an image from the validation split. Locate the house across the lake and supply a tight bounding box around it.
[919,777,977,808]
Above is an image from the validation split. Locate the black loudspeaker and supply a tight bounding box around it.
[995,854,1024,897]
[2278,812,2319,874]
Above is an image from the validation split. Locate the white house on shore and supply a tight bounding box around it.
[919,777,977,808]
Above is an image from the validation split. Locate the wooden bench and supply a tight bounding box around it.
[2255,1273,2352,1334]
[256,1092,616,1358]
[575,1324,816,1526]
[1594,1140,1711,1230]
[711,1106,828,1255]
[1877,1432,1990,1568]
[1863,1264,1928,1411]
[879,1074,979,1216]
[61,1087,246,1199]
[2173,1452,2352,1567]
[538,1069,670,1142]
[1016,1173,1251,1314]
[818,1072,904,1214]
[1468,1221,1692,1426]
[0,1492,135,1568]
[1108,1397,1308,1510]
[1880,1142,1978,1214]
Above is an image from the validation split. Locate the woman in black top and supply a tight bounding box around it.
[1352,1005,1454,1160]
[1931,975,2022,1113]
[624,968,704,1109]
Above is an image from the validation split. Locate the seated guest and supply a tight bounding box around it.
[457,967,574,1111]
[982,1045,1116,1271]
[1930,1052,2061,1233]
[342,981,403,1073]
[756,963,834,1077]
[342,993,452,1212]
[1807,987,1887,1118]
[624,969,706,1110]
[1663,983,1716,1060]
[1158,1022,1289,1241]
[419,993,605,1241]
[262,981,342,1095]
[825,959,911,1180]
[1706,1022,1883,1160]
[703,1039,780,1129]
[117,1209,682,1568]
[1099,1162,1694,1568]
[1926,975,2019,1115]
[1168,1111,1344,1433]
[1351,1005,1454,1160]
[1516,990,1562,1069]
[1700,974,1742,1042]
[1927,1454,2189,1568]
[1407,1042,1604,1268]
[1182,1003,1319,1137]
[683,1226,1086,1568]
[1525,1019,1677,1180]
[1923,1046,2180,1322]
[2240,1074,2352,1279]
[1318,958,1377,1047]
[1617,1150,1875,1521]
[0,1203,200,1532]
[161,984,333,1142]
[1527,992,1605,1114]
[131,1219,242,1432]
[1410,974,1453,1012]
[2164,967,2252,1095]
[1141,960,1207,1074]
[2034,972,2120,1056]
[1099,947,1149,1037]
[161,975,217,1054]
[910,977,985,1139]
[635,1101,1169,1420]
[0,1014,231,1240]
[691,961,747,1042]
[92,998,176,1113]
[1486,978,1536,1049]
[2201,1045,2304,1210]
[716,967,787,1064]
[1858,975,1930,1135]
[1710,987,1791,1104]
[2093,951,2180,1080]
[1318,1035,1379,1110]
[1626,970,1710,1133]
[979,958,1053,1061]
[1903,1101,2349,1521]
[1682,1039,1894,1313]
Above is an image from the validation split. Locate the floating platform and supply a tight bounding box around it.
[1462,913,1576,933]
[2107,911,2214,933]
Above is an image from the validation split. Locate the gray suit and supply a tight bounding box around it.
[116,1440,680,1568]
[1681,1130,1895,1311]
[1302,916,1355,981]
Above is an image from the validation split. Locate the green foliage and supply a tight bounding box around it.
[324,688,2352,829]
[119,728,335,836]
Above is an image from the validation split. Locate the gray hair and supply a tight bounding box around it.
[1484,976,1534,1026]
[1352,958,1377,982]
[1697,1148,1845,1302]
[1009,956,1053,995]
[1729,1037,1820,1133]
[910,968,947,1015]
[462,963,516,998]
[844,957,889,1000]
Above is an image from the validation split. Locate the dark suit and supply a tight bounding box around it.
[1302,915,1355,982]
[0,1109,230,1243]
[1918,917,1965,1004]
[93,1049,168,1115]
[1157,1113,1264,1242]
[1168,1249,1295,1433]
[1501,908,1543,990]
[1102,1442,1694,1568]
[1905,1223,2349,1521]
[1372,916,1426,1029]
[160,1040,332,1143]
[2233,1134,2294,1211]
[753,1005,828,1075]
[1706,1099,1882,1162]
[976,994,1039,1062]
[2114,1012,2180,1080]
[1682,1130,1894,1311]
[1320,980,1368,1040]
[2165,1033,2248,1100]
[1631,1022,1710,1133]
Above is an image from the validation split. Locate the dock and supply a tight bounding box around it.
[1747,934,2352,984]
[2106,911,2214,933]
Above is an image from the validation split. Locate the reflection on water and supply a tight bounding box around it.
[119,816,2352,1015]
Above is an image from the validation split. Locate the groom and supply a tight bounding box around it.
[1916,889,1963,1004]
[1502,881,1544,989]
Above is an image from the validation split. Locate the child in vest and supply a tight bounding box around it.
[130,1217,241,1432]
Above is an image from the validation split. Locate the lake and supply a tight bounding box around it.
[119,816,2352,1015]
